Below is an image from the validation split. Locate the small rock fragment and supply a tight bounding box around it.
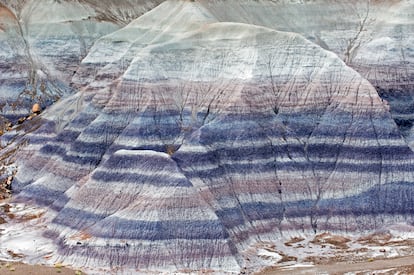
[17,117,26,124]
[32,103,42,114]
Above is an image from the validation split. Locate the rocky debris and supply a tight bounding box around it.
[6,250,23,259]
[31,103,41,115]
[12,105,43,127]
[284,237,305,247]
[0,203,10,224]
[356,230,414,248]
[252,231,414,274]
[311,233,351,250]
[0,118,12,137]
[358,232,393,246]
[278,254,298,264]
[0,175,13,200]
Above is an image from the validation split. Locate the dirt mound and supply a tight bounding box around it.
[311,232,351,249]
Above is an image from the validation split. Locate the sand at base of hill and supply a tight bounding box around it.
[0,261,83,275]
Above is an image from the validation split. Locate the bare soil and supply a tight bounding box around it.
[0,261,82,275]
[258,255,414,275]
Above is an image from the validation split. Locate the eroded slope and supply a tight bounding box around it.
[2,1,413,273]
[0,0,164,126]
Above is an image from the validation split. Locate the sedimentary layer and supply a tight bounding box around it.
[1,0,414,273]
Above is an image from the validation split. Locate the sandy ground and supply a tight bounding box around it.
[0,261,82,275]
[259,255,414,275]
[2,257,414,275]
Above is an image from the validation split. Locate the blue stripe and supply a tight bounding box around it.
[18,185,70,211]
[53,207,228,240]
[215,208,246,228]
[320,181,414,215]
[40,144,102,165]
[90,218,229,240]
[70,112,99,128]
[53,207,107,229]
[27,136,54,144]
[91,171,192,187]
[103,153,173,170]
[56,130,80,142]
[214,181,414,227]
[182,160,413,179]
[69,140,108,155]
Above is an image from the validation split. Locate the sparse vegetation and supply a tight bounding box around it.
[343,0,375,64]
[79,0,165,25]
